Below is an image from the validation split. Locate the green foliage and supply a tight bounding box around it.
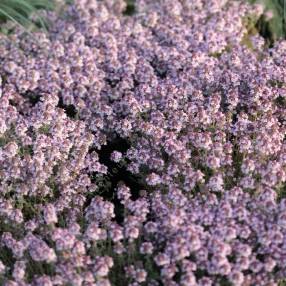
[249,0,286,40]
[0,0,54,32]
[38,124,51,135]
[277,183,286,201]
[241,13,260,49]
[25,259,56,283]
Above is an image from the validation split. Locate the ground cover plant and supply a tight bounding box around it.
[0,0,286,285]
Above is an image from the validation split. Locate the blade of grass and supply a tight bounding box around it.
[0,4,41,42]
[28,0,54,9]
[1,0,48,31]
[0,0,54,32]
[0,3,32,27]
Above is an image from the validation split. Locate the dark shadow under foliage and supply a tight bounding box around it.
[57,96,78,118]
[91,136,146,223]
[150,58,168,79]
[124,0,136,15]
[21,91,42,107]
[256,15,276,47]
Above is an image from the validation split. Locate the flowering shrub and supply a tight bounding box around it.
[0,0,286,285]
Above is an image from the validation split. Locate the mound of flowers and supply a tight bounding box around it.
[0,0,286,285]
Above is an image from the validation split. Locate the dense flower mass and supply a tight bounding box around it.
[0,0,286,285]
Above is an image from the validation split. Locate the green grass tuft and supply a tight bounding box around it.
[0,0,54,32]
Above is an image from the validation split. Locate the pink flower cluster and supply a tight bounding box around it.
[0,0,286,285]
